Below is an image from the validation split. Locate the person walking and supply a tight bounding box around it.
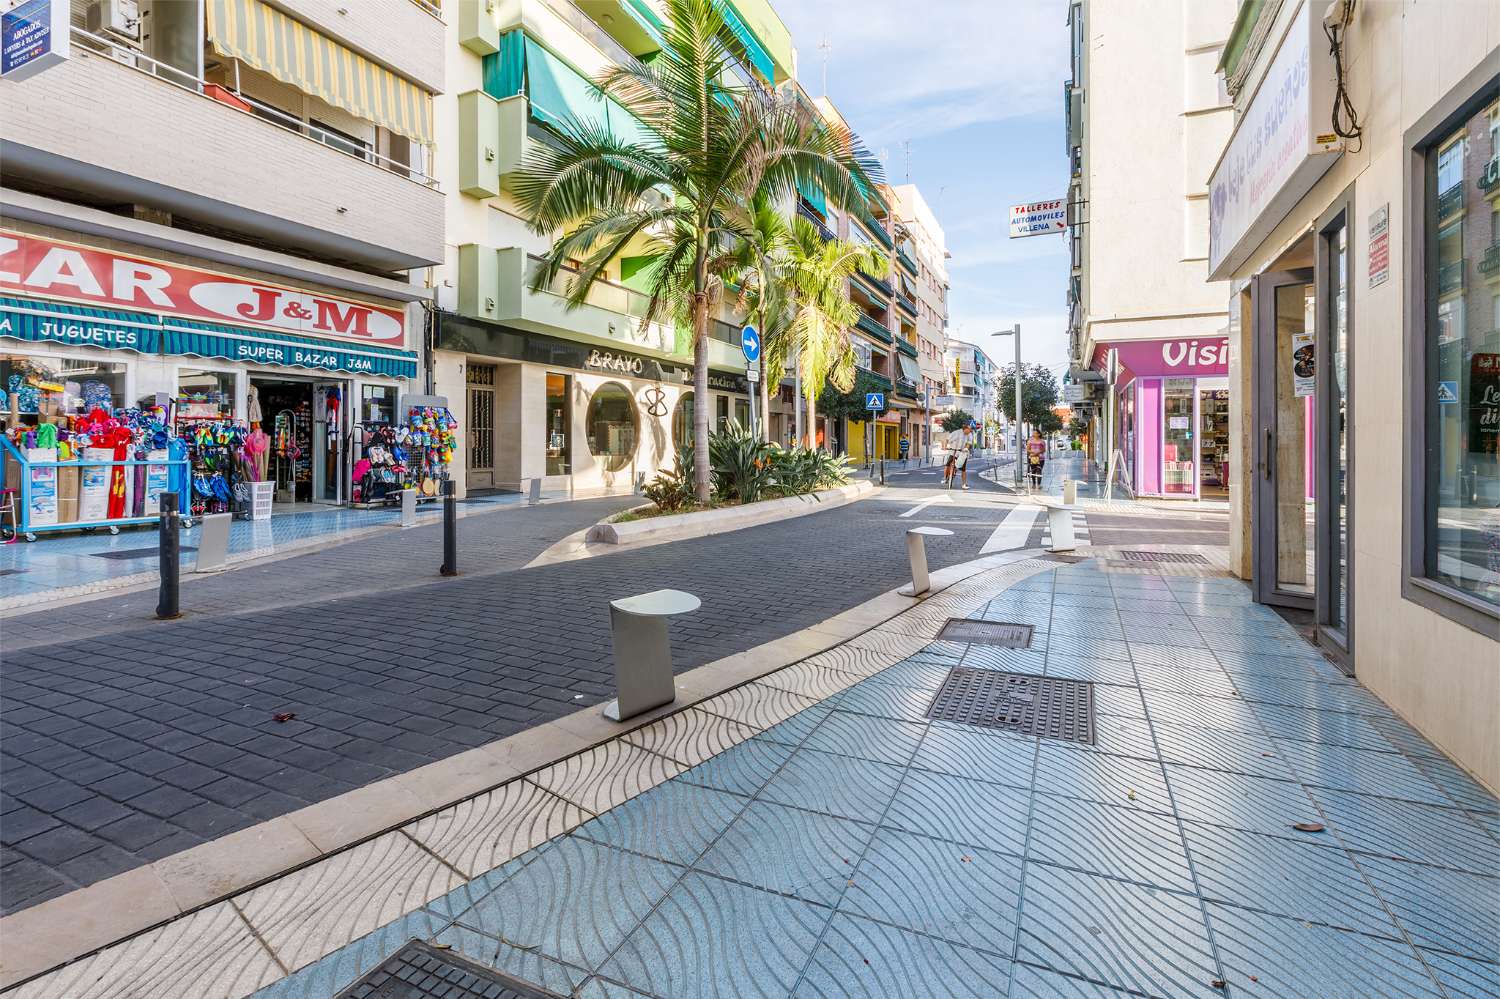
[1026,428,1047,491]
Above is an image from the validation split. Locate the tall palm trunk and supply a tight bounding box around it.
[758,359,769,443]
[806,390,818,450]
[692,288,711,502]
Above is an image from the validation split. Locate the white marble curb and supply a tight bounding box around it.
[584,480,877,546]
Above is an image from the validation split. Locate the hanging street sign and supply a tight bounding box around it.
[740,325,761,363]
[865,392,885,411]
[2,0,69,82]
[1008,199,1067,238]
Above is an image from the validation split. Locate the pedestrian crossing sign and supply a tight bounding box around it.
[865,392,885,411]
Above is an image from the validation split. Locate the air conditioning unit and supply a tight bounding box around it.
[86,0,142,43]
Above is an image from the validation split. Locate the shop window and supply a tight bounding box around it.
[715,394,729,431]
[586,381,636,472]
[546,373,571,475]
[177,369,236,424]
[1162,378,1196,495]
[1409,90,1500,622]
[361,384,397,425]
[1,354,128,423]
[672,392,694,452]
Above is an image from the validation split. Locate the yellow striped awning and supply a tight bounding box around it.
[206,0,433,144]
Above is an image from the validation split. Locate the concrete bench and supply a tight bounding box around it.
[1035,496,1079,553]
[603,588,701,722]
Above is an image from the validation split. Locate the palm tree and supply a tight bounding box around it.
[726,193,793,441]
[783,218,891,449]
[513,0,878,501]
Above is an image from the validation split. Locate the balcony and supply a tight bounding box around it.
[1438,260,1465,296]
[856,313,895,344]
[857,215,895,250]
[895,378,920,400]
[1437,184,1464,222]
[860,369,894,393]
[896,245,918,275]
[854,268,894,299]
[458,247,742,368]
[1479,242,1500,275]
[0,31,442,270]
[895,291,918,317]
[1479,155,1499,194]
[797,201,834,241]
[897,337,918,358]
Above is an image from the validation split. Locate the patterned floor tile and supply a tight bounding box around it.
[798,912,1014,998]
[674,736,793,797]
[1026,792,1195,893]
[622,707,759,768]
[1216,652,1350,682]
[1206,901,1444,998]
[248,907,448,999]
[863,657,957,691]
[1044,656,1137,686]
[1407,754,1500,813]
[1272,739,1454,807]
[694,799,875,907]
[1092,684,1147,719]
[529,740,685,816]
[1360,855,1500,961]
[697,682,822,731]
[1122,623,1206,648]
[1181,821,1400,937]
[407,779,587,880]
[1015,862,1222,999]
[757,704,835,747]
[1420,949,1500,997]
[912,723,1038,788]
[1128,644,1223,671]
[1140,688,1262,733]
[826,680,936,724]
[880,767,1032,855]
[1230,673,1392,716]
[1132,661,1239,699]
[1151,721,1298,781]
[1252,701,1392,751]
[841,828,1023,947]
[1164,765,1323,837]
[803,710,928,767]
[958,644,1050,674]
[432,923,591,996]
[1086,715,1158,761]
[757,661,867,701]
[1043,635,1134,664]
[1035,744,1171,814]
[1007,964,1147,997]
[1312,788,1500,874]
[759,748,906,823]
[574,780,746,867]
[575,977,655,999]
[450,836,680,972]
[602,871,830,998]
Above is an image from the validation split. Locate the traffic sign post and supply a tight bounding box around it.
[865,392,885,412]
[742,326,761,439]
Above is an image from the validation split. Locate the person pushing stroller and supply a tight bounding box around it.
[1025,429,1047,490]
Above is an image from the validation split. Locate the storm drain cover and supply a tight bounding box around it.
[927,667,1095,745]
[333,940,565,999]
[936,619,1035,648]
[91,547,197,561]
[1118,551,1210,565]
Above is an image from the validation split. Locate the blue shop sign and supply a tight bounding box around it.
[0,296,162,353]
[161,318,418,379]
[2,0,69,81]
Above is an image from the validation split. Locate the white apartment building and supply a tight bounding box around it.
[889,182,950,458]
[1065,0,1238,500]
[939,339,999,444]
[432,0,792,498]
[1,0,443,508]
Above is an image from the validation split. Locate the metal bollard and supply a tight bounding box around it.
[194,513,232,572]
[439,479,458,576]
[528,477,542,506]
[400,487,418,528]
[156,491,181,619]
[899,526,954,596]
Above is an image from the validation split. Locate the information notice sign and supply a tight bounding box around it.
[1369,204,1390,288]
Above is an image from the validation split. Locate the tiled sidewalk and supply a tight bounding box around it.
[14,554,1498,998]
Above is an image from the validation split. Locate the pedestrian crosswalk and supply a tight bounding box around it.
[980,504,1042,554]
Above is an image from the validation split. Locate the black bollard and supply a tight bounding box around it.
[439,479,457,576]
[156,491,181,619]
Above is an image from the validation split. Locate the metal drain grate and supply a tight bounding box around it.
[936,619,1035,648]
[927,667,1095,744]
[334,940,565,998]
[91,547,197,561]
[1118,551,1210,565]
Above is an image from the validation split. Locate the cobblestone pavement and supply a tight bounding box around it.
[15,555,1494,999]
[0,486,1030,915]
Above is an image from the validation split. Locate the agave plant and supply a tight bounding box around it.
[707,420,773,502]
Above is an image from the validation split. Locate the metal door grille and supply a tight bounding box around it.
[467,370,495,474]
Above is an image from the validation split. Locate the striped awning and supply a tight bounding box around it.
[161,318,418,379]
[0,297,162,354]
[206,0,433,143]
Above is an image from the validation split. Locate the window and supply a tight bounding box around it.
[177,369,237,423]
[312,119,372,160]
[361,384,397,424]
[1,353,129,422]
[672,392,694,452]
[1411,92,1500,620]
[546,373,571,475]
[585,381,636,471]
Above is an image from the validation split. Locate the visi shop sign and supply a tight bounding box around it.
[1097,337,1230,378]
[0,230,406,345]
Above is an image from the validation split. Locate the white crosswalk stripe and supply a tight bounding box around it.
[981,505,1043,554]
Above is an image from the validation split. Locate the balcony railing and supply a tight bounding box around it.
[1479,242,1500,275]
[854,268,894,298]
[856,215,894,250]
[1437,260,1464,296]
[856,312,894,344]
[895,378,920,399]
[70,27,437,188]
[797,201,834,241]
[897,337,918,358]
[1437,184,1463,220]
[859,369,893,392]
[896,245,918,275]
[895,292,918,316]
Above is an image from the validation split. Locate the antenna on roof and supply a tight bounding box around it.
[817,37,831,96]
[902,140,911,182]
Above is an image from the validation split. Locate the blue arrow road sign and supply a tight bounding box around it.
[741,325,761,363]
[865,392,885,411]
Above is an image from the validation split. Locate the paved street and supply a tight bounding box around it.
[2,469,1037,916]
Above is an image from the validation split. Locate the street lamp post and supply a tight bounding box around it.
[991,325,1023,488]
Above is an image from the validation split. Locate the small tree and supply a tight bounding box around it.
[997,363,1063,435]
[817,369,890,428]
[939,409,974,433]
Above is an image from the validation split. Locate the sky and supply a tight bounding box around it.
[774,0,1073,379]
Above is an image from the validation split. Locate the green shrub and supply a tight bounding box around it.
[643,429,852,510]
[642,445,695,511]
[708,421,773,502]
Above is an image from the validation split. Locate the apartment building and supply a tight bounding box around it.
[938,340,999,443]
[1064,0,1238,500]
[432,0,792,497]
[1205,0,1497,790]
[1,0,443,505]
[889,182,951,459]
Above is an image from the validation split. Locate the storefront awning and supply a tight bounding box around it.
[897,353,922,383]
[206,0,433,143]
[0,297,161,354]
[161,318,418,379]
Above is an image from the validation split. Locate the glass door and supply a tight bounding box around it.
[312,380,347,504]
[1316,210,1353,662]
[466,363,495,490]
[1253,270,1316,608]
[1162,378,1198,495]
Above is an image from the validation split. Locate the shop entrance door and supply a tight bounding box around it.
[1252,269,1316,609]
[467,364,495,490]
[312,380,347,504]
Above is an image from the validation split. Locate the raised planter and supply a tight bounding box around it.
[586,480,877,546]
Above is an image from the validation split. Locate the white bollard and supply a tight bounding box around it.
[603,589,700,722]
[899,526,955,596]
[1046,504,1077,553]
[194,513,232,572]
[1062,478,1077,505]
[400,488,418,528]
[528,477,543,506]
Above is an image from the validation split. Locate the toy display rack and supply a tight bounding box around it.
[1,436,191,542]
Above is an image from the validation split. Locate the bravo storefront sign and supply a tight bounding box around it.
[1207,0,1342,279]
[1009,199,1068,238]
[0,231,405,346]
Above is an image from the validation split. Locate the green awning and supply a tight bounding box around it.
[481,30,525,100]
[719,1,774,82]
[0,296,161,354]
[161,318,418,378]
[897,353,923,383]
[796,176,827,216]
[484,32,651,146]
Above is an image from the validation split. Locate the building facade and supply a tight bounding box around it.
[1205,0,1498,790]
[432,0,792,498]
[938,340,999,444]
[889,183,951,459]
[1065,0,1238,499]
[1,0,442,506]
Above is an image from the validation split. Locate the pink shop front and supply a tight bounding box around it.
[1093,336,1256,500]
